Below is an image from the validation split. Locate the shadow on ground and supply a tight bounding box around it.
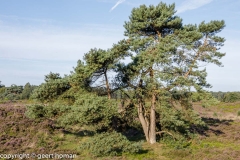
[191,117,233,137]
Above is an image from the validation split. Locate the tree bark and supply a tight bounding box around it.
[149,94,156,144]
[104,71,111,99]
[137,100,150,142]
[149,68,156,144]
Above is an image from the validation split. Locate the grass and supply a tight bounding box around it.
[217,102,240,113]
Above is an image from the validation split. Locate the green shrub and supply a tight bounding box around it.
[57,93,119,131]
[21,82,37,99]
[0,84,23,100]
[191,92,220,107]
[213,112,218,117]
[79,131,142,157]
[162,135,191,150]
[0,87,5,95]
[6,93,21,100]
[237,110,240,116]
[223,92,240,103]
[31,77,70,102]
[158,104,205,137]
[25,104,46,119]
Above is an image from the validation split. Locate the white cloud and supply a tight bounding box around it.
[176,0,213,14]
[110,0,126,12]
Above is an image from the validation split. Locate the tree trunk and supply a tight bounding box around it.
[104,71,111,99]
[137,100,150,142]
[149,93,156,144]
[149,68,156,144]
[136,69,157,144]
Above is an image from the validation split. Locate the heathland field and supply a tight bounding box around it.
[0,100,239,160]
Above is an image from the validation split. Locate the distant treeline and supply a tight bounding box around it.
[0,81,37,100]
[0,80,240,103]
[210,91,240,103]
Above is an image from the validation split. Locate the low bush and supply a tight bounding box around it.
[25,104,46,119]
[79,131,142,157]
[162,135,191,150]
[237,110,240,116]
[223,92,240,103]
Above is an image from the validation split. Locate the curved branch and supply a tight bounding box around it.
[156,131,175,140]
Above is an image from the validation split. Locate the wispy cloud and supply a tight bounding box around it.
[109,0,126,12]
[0,14,53,24]
[176,0,213,14]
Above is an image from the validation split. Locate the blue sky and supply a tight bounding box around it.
[0,0,239,91]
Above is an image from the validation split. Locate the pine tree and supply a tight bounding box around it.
[117,2,225,144]
[21,82,34,99]
[82,40,129,99]
[120,2,182,144]
[31,73,70,102]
